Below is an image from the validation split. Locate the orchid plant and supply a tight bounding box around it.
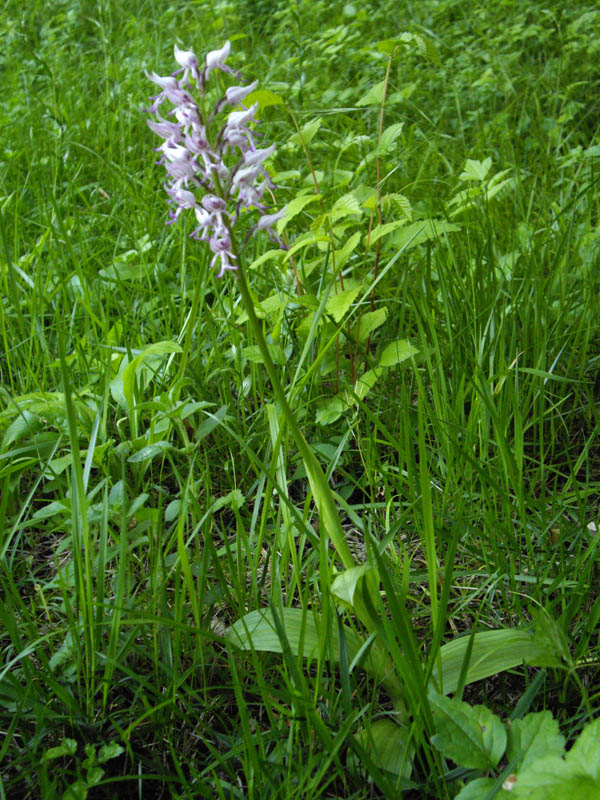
[146,41,356,572]
[145,42,564,783]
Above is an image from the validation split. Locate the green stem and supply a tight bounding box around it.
[234,260,355,571]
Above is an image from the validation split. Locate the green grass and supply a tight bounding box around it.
[1,0,600,797]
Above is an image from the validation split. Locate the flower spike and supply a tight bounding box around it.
[146,41,286,277]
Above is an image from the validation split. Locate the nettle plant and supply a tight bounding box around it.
[146,41,578,788]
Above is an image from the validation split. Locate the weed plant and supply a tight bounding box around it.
[1,1,600,798]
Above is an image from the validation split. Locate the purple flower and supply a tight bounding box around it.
[174,44,201,85]
[225,80,258,106]
[146,42,286,277]
[205,41,231,76]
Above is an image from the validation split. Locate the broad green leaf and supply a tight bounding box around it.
[376,38,401,55]
[127,441,171,463]
[63,779,89,800]
[357,80,386,107]
[355,719,414,778]
[397,31,442,65]
[506,711,565,773]
[356,308,388,343]
[43,738,78,762]
[244,88,283,112]
[456,778,499,800]
[295,293,320,311]
[98,258,151,282]
[379,339,418,367]
[336,231,361,271]
[530,609,571,666]
[429,690,506,770]
[120,341,182,413]
[315,394,351,426]
[289,117,322,146]
[565,719,600,780]
[375,122,404,156]
[227,608,402,696]
[243,344,286,364]
[195,405,228,442]
[381,193,412,220]
[392,219,460,250]
[332,565,378,609]
[486,177,514,202]
[488,168,513,190]
[460,157,493,182]
[284,232,330,260]
[212,489,245,512]
[331,192,362,222]
[354,367,384,400]
[248,248,286,270]
[325,285,361,323]
[237,292,288,323]
[279,194,322,228]
[511,756,600,799]
[2,410,41,448]
[367,220,409,246]
[433,629,563,695]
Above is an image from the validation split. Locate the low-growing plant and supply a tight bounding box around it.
[429,692,600,799]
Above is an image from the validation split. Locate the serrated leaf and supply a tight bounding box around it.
[357,80,386,107]
[379,339,418,367]
[356,308,388,343]
[336,231,361,271]
[237,293,288,323]
[43,738,78,762]
[398,31,441,64]
[248,248,286,270]
[356,719,415,778]
[212,489,245,512]
[97,743,125,764]
[511,755,600,799]
[455,778,498,800]
[295,293,319,311]
[429,690,507,770]
[486,176,514,201]
[565,719,600,780]
[367,220,409,246]
[507,711,565,773]
[244,88,283,112]
[381,193,412,220]
[460,157,493,182]
[284,232,330,260]
[279,194,322,228]
[325,285,361,323]
[331,192,362,222]
[289,117,322,146]
[375,122,404,156]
